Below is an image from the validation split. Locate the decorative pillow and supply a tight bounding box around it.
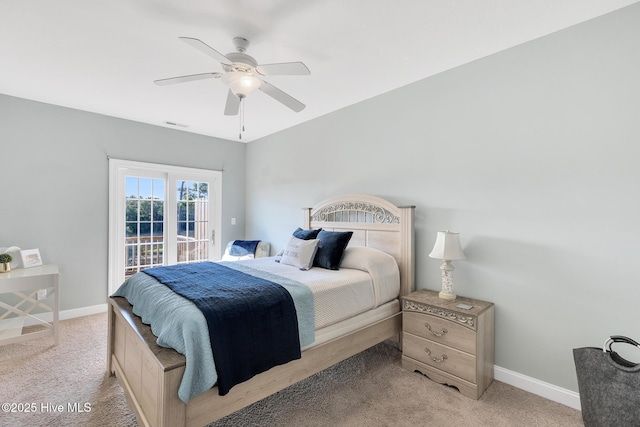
[222,240,270,261]
[228,240,261,256]
[254,241,271,258]
[292,227,322,240]
[280,236,320,270]
[313,230,353,270]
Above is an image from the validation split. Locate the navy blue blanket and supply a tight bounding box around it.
[143,262,301,395]
[229,240,261,257]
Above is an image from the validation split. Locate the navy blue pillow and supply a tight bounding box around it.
[293,227,322,240]
[313,230,353,270]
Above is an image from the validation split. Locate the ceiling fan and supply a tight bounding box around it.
[154,36,310,116]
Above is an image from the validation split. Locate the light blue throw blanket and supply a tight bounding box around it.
[111,261,314,402]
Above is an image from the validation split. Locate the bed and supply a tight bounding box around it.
[107,194,415,427]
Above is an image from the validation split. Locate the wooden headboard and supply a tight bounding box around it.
[303,194,415,298]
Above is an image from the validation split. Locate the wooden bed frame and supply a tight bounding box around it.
[107,194,415,427]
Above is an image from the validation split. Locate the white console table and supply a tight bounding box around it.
[0,264,59,346]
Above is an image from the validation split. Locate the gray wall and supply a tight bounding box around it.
[0,95,246,311]
[245,4,640,392]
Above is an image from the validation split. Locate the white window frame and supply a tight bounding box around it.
[108,158,222,294]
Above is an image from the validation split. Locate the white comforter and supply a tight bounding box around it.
[238,246,400,329]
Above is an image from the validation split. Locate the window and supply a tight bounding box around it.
[125,176,165,275]
[108,159,222,294]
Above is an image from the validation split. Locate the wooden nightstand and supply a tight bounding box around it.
[402,289,494,399]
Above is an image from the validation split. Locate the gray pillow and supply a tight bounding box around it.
[280,236,320,270]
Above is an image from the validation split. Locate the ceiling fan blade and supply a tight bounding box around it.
[154,72,222,86]
[224,90,240,116]
[256,62,310,76]
[259,80,305,112]
[179,37,231,65]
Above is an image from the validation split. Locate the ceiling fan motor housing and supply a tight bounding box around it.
[223,52,258,72]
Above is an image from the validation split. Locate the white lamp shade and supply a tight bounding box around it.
[222,71,261,97]
[429,231,465,261]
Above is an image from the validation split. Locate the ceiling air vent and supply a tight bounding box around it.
[164,121,188,128]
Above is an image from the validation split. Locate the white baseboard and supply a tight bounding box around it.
[23,303,108,326]
[494,365,581,410]
[59,303,108,320]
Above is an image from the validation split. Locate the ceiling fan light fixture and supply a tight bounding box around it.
[223,71,261,97]
[156,36,309,123]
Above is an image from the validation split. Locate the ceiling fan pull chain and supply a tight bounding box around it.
[239,97,243,140]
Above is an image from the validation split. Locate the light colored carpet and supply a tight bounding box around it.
[0,314,584,427]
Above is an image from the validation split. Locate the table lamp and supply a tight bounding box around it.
[429,231,465,300]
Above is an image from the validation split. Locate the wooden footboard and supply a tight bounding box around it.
[108,297,187,426]
[108,296,401,427]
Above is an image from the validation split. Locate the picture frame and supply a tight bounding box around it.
[20,248,43,268]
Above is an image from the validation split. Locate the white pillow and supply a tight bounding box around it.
[340,246,400,304]
[280,236,320,270]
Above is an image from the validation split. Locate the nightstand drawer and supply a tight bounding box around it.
[403,311,476,355]
[403,332,476,383]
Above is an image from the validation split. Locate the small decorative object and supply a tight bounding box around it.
[0,253,12,273]
[429,230,466,300]
[1,246,22,269]
[20,248,43,268]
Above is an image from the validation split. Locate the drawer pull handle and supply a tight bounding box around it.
[424,323,448,337]
[424,347,448,363]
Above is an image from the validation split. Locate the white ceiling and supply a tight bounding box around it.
[1,1,637,142]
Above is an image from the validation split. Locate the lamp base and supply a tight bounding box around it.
[439,262,457,300]
[439,290,457,300]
